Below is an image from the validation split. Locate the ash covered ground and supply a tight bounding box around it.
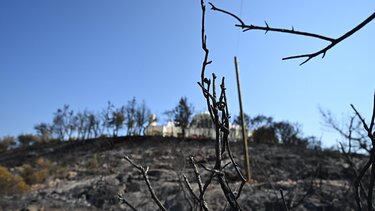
[0,136,367,210]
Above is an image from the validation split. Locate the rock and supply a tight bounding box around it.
[66,171,77,180]
[20,204,40,211]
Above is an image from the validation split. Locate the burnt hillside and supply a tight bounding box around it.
[0,136,368,210]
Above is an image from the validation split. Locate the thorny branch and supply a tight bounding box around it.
[181,0,247,210]
[209,3,375,65]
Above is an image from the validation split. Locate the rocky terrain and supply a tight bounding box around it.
[0,136,368,210]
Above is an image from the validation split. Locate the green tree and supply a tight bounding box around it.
[169,97,194,138]
[87,111,101,138]
[233,113,251,129]
[110,108,126,137]
[126,98,137,136]
[250,115,273,131]
[135,101,151,135]
[252,126,278,144]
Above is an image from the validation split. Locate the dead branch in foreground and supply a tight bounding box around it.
[120,156,167,211]
[350,93,375,211]
[209,3,375,65]
[181,1,246,210]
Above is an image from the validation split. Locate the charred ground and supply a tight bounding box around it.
[0,136,367,210]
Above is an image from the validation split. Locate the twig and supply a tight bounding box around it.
[225,136,246,183]
[279,189,289,211]
[217,173,242,210]
[198,1,244,210]
[209,2,375,65]
[190,157,210,211]
[339,142,368,199]
[183,175,200,203]
[118,194,138,211]
[369,159,375,211]
[123,156,167,211]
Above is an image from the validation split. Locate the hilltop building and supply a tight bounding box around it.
[145,112,250,141]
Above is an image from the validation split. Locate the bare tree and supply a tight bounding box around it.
[52,105,75,140]
[320,108,370,154]
[349,94,375,211]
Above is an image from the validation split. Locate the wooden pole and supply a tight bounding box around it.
[234,56,251,181]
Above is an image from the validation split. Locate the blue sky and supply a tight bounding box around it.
[0,0,374,147]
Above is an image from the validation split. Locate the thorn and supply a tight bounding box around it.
[322,51,326,58]
[264,21,269,28]
[292,26,294,31]
[264,21,269,34]
[208,2,215,10]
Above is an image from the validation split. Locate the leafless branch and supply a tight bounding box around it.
[190,157,210,211]
[339,140,370,205]
[183,175,200,203]
[279,189,289,211]
[196,1,245,210]
[118,194,138,211]
[350,93,375,211]
[320,108,371,153]
[209,2,375,65]
[123,156,167,211]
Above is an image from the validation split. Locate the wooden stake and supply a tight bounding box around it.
[234,56,251,181]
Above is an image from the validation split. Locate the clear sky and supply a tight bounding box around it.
[0,0,374,147]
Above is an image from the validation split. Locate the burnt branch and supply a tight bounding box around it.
[183,175,200,203]
[320,108,371,153]
[192,1,246,210]
[123,156,167,211]
[190,157,210,211]
[209,3,334,42]
[350,93,375,210]
[210,2,375,65]
[279,189,289,211]
[118,194,138,211]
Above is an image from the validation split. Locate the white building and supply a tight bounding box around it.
[145,112,250,142]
